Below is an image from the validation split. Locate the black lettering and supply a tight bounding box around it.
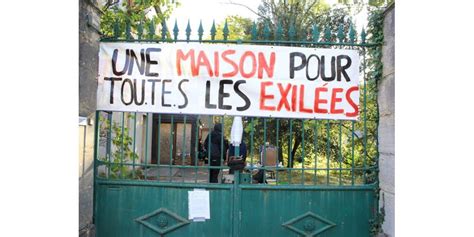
[178,79,189,109]
[104,77,122,104]
[218,80,233,110]
[147,79,161,105]
[133,79,145,105]
[320,56,336,82]
[289,52,306,79]
[306,55,320,81]
[161,79,172,107]
[337,55,352,81]
[121,78,134,105]
[234,80,250,111]
[128,49,146,75]
[112,49,129,76]
[145,48,161,77]
[205,81,216,109]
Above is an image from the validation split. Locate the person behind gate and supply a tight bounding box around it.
[227,132,247,175]
[204,123,229,183]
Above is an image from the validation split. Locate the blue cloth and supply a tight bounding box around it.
[228,142,247,161]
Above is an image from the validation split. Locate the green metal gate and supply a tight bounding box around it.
[93,19,382,237]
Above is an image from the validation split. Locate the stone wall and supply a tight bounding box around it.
[79,0,102,117]
[79,0,103,236]
[79,119,96,237]
[378,3,395,237]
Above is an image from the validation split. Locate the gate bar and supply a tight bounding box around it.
[144,113,149,180]
[301,120,305,185]
[326,120,330,185]
[263,118,267,184]
[339,121,342,185]
[313,120,318,185]
[169,115,174,181]
[182,115,187,183]
[194,115,199,183]
[275,119,280,185]
[157,114,161,179]
[132,112,137,177]
[120,112,125,179]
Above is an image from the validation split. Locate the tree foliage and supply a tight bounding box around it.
[100,0,180,38]
[99,113,142,179]
[253,0,361,42]
[216,1,383,184]
[215,15,254,41]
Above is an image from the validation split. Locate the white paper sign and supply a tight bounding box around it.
[97,42,360,120]
[188,189,210,220]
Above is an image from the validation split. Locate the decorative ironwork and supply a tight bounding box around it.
[157,216,168,227]
[282,211,336,237]
[303,219,316,231]
[135,208,190,235]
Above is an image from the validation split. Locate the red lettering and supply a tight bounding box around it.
[176,49,195,76]
[314,87,328,113]
[276,83,291,111]
[196,51,213,77]
[257,52,275,79]
[259,81,275,111]
[214,51,219,77]
[222,50,238,77]
[330,88,344,114]
[291,85,297,112]
[299,85,313,113]
[239,51,257,78]
[345,86,359,117]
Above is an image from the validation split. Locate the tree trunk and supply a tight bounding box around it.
[288,137,301,168]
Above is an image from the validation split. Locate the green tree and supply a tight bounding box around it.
[215,15,253,40]
[253,0,359,170]
[219,1,381,183]
[99,113,142,179]
[100,0,180,38]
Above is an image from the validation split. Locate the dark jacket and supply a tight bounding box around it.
[203,124,229,165]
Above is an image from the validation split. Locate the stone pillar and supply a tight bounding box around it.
[79,0,103,236]
[378,3,395,237]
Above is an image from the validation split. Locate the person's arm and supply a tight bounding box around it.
[226,145,232,164]
[224,139,230,157]
[225,148,229,165]
[203,136,209,153]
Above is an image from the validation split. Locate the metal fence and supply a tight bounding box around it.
[94,19,380,187]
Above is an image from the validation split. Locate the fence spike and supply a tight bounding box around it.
[185,19,191,42]
[125,17,132,40]
[312,24,320,43]
[263,21,270,40]
[337,24,345,43]
[137,19,144,40]
[210,20,217,41]
[302,28,309,42]
[198,20,204,42]
[223,19,229,41]
[113,18,120,39]
[173,19,179,41]
[251,21,257,40]
[324,26,331,42]
[161,21,168,41]
[361,27,366,44]
[349,23,356,44]
[148,19,155,40]
[288,22,296,41]
[275,21,283,41]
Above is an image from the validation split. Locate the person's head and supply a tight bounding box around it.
[213,123,223,133]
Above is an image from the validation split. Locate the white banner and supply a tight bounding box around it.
[97,42,360,120]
